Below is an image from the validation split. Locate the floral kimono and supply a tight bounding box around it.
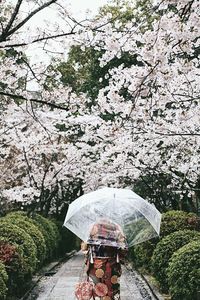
[86,245,123,300]
[85,220,128,300]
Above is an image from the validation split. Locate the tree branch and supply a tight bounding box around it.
[0,29,76,48]
[2,0,23,35]
[0,91,69,111]
[0,0,58,42]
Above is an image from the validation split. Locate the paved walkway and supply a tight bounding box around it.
[27,252,159,300]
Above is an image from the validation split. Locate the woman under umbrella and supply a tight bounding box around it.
[85,218,128,300]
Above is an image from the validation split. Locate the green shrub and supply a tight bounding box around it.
[7,211,52,259]
[7,211,58,260]
[129,210,200,271]
[52,220,77,256]
[5,213,46,266]
[0,220,37,275]
[0,238,25,296]
[167,240,200,300]
[50,219,61,252]
[30,213,58,259]
[130,238,159,270]
[0,261,8,300]
[151,229,200,292]
[160,210,199,237]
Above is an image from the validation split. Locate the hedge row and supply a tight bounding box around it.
[131,210,200,270]
[0,262,8,300]
[131,210,200,300]
[151,229,200,292]
[0,211,75,298]
[167,240,200,300]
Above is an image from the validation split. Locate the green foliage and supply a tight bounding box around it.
[0,237,25,296]
[130,238,158,271]
[49,219,62,254]
[9,211,59,260]
[134,173,180,212]
[151,230,200,292]
[99,0,133,19]
[30,213,59,259]
[51,220,78,256]
[0,262,8,300]
[99,0,154,27]
[167,240,200,300]
[129,210,199,271]
[58,46,107,101]
[160,210,200,237]
[0,219,37,276]
[5,212,47,266]
[58,45,138,102]
[23,214,52,259]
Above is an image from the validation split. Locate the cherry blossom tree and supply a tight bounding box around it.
[53,0,200,212]
[0,0,199,216]
[0,0,88,215]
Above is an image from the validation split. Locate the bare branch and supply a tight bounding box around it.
[2,0,23,35]
[0,29,76,48]
[0,0,58,42]
[0,91,69,111]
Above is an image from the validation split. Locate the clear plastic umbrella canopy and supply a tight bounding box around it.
[63,187,161,248]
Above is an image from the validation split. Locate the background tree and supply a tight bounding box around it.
[0,0,199,216]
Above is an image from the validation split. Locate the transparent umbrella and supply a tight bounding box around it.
[63,187,161,248]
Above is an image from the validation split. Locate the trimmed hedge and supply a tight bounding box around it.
[160,210,199,237]
[6,211,59,260]
[167,240,200,300]
[130,238,158,270]
[0,212,64,298]
[131,210,200,270]
[0,220,37,276]
[30,213,60,259]
[0,261,8,300]
[0,238,25,296]
[5,213,47,266]
[50,220,62,252]
[151,229,200,291]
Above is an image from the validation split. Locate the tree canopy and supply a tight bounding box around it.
[0,0,199,216]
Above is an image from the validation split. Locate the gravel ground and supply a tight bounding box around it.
[26,252,161,300]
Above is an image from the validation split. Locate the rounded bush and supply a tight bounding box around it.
[0,261,8,300]
[0,219,37,275]
[0,238,25,296]
[129,210,200,271]
[151,229,200,291]
[30,213,59,259]
[130,238,158,270]
[6,211,57,260]
[5,212,46,266]
[167,240,200,300]
[160,210,199,237]
[49,219,61,250]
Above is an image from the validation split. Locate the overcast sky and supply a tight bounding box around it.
[69,0,109,16]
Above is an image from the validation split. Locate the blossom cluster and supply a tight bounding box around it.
[0,0,199,212]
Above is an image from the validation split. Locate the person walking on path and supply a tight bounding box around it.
[63,187,161,299]
[84,219,128,300]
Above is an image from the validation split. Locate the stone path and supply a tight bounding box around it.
[27,252,160,300]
